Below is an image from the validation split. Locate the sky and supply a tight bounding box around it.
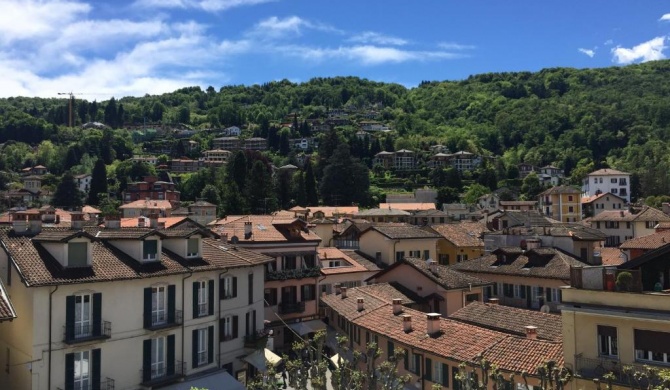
[1,0,670,99]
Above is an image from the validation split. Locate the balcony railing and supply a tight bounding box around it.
[575,355,662,387]
[333,240,360,249]
[244,329,270,349]
[266,267,321,281]
[144,310,183,331]
[570,267,642,292]
[140,360,185,387]
[63,321,112,344]
[279,301,306,314]
[197,303,208,317]
[57,377,115,390]
[197,351,208,366]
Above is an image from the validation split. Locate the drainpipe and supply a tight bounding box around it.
[48,285,59,390]
[181,271,193,373]
[217,269,228,367]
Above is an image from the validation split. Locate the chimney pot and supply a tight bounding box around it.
[525,325,538,339]
[341,287,347,299]
[244,221,253,236]
[426,313,441,335]
[427,259,438,273]
[402,314,412,332]
[488,298,499,305]
[357,297,364,311]
[392,298,403,315]
[335,283,341,295]
[221,233,228,243]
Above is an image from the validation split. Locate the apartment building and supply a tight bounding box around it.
[317,247,380,295]
[582,192,626,218]
[539,185,582,222]
[203,149,232,164]
[119,199,174,218]
[212,137,241,150]
[428,221,487,265]
[582,168,631,203]
[0,220,271,390]
[122,176,180,204]
[589,206,670,247]
[373,150,416,170]
[357,223,441,266]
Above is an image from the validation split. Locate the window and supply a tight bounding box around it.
[151,337,166,379]
[423,250,430,260]
[197,281,207,317]
[74,294,91,338]
[187,238,199,258]
[409,250,421,257]
[192,327,214,368]
[596,222,601,229]
[65,349,101,390]
[73,351,90,390]
[264,288,277,306]
[406,350,419,374]
[503,283,514,298]
[429,359,448,387]
[456,254,468,262]
[634,329,670,363]
[598,326,618,357]
[387,341,395,360]
[395,251,405,262]
[283,256,297,270]
[438,254,449,265]
[68,242,88,267]
[303,254,316,268]
[248,274,254,304]
[627,222,632,229]
[646,221,658,229]
[605,221,619,229]
[220,276,237,300]
[465,293,480,303]
[568,196,573,201]
[611,188,618,194]
[611,178,618,183]
[143,240,158,261]
[568,206,574,213]
[197,328,207,365]
[301,284,316,301]
[150,286,168,326]
[220,316,236,341]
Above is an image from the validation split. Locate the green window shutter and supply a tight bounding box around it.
[442,363,449,386]
[232,277,238,298]
[415,354,421,375]
[167,335,176,376]
[143,288,152,328]
[167,285,176,324]
[192,329,199,369]
[142,339,152,383]
[91,349,101,390]
[92,293,102,336]
[387,341,394,359]
[208,280,214,315]
[232,315,239,339]
[65,295,75,341]
[252,310,257,333]
[192,282,199,319]
[219,318,225,340]
[248,273,254,304]
[403,349,408,370]
[65,352,75,389]
[219,277,224,300]
[424,358,432,380]
[452,366,460,390]
[208,326,214,364]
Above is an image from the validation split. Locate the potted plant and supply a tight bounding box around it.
[615,271,633,292]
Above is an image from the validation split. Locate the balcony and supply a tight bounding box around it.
[279,301,306,314]
[244,329,270,349]
[266,267,321,281]
[57,377,115,390]
[569,267,642,293]
[63,321,112,344]
[575,355,661,387]
[144,310,183,331]
[140,360,186,387]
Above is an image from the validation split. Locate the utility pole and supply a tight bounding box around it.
[57,92,81,127]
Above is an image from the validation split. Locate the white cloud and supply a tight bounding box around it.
[604,39,614,46]
[659,13,670,21]
[611,36,667,64]
[133,0,276,12]
[578,48,595,58]
[348,32,408,46]
[438,42,475,50]
[248,16,341,39]
[278,44,464,66]
[0,0,91,44]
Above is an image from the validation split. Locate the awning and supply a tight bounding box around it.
[288,319,327,336]
[244,348,283,372]
[162,370,245,390]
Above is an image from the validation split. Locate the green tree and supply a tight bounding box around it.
[304,160,319,206]
[245,160,277,214]
[320,144,370,206]
[294,171,307,207]
[87,159,108,205]
[104,98,118,128]
[227,151,247,191]
[200,184,221,207]
[462,183,490,204]
[52,172,83,209]
[521,172,543,200]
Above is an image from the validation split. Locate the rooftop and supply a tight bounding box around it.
[588,168,629,176]
[589,206,670,222]
[378,203,436,211]
[619,230,670,250]
[119,199,174,210]
[318,247,380,275]
[360,223,441,240]
[354,208,411,217]
[429,221,487,247]
[209,215,321,244]
[370,257,491,290]
[539,185,581,196]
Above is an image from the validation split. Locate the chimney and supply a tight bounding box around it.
[148,213,159,228]
[488,298,500,305]
[70,212,84,230]
[392,298,403,315]
[11,213,27,234]
[402,314,412,332]
[105,215,120,229]
[340,287,347,299]
[525,325,538,340]
[335,283,341,295]
[27,212,42,233]
[138,217,146,228]
[357,297,364,311]
[620,210,625,217]
[220,233,228,244]
[244,221,252,236]
[526,238,541,250]
[427,259,438,273]
[426,313,441,335]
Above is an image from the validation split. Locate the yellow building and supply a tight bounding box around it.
[358,223,441,266]
[539,185,582,223]
[562,247,670,390]
[428,221,487,265]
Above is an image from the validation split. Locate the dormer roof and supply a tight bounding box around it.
[94,228,167,240]
[33,229,96,243]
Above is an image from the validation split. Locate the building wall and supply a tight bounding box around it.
[472,273,567,311]
[435,239,484,265]
[358,231,437,266]
[311,224,333,248]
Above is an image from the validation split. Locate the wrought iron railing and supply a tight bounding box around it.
[144,310,183,330]
[266,267,321,281]
[140,360,185,386]
[63,321,112,344]
[279,301,306,314]
[56,377,114,390]
[575,355,663,387]
[244,329,270,349]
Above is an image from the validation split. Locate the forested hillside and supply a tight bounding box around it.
[2,60,670,206]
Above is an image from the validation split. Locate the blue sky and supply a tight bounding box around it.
[1,0,669,98]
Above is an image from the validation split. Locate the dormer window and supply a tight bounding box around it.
[187,238,199,258]
[143,240,158,262]
[68,242,89,268]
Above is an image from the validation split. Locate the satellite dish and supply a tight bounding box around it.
[540,305,550,313]
[231,235,239,244]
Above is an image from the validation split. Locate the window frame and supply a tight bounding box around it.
[151,336,166,379]
[197,328,208,366]
[222,316,233,340]
[143,240,159,262]
[197,281,208,317]
[187,238,199,258]
[73,350,90,390]
[152,286,167,326]
[74,293,92,339]
[597,325,618,358]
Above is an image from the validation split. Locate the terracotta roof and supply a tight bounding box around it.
[340,250,380,271]
[539,185,581,196]
[619,230,670,250]
[588,168,629,176]
[82,206,102,214]
[0,227,271,287]
[190,200,216,207]
[429,221,487,247]
[93,228,166,240]
[33,229,97,242]
[355,208,411,217]
[378,203,436,211]
[581,192,625,204]
[320,283,419,319]
[499,201,538,206]
[0,278,16,321]
[598,247,625,266]
[318,247,377,275]
[290,206,359,218]
[495,211,559,228]
[210,215,322,243]
[119,199,173,209]
[370,258,491,290]
[449,302,562,341]
[119,217,188,228]
[590,206,670,222]
[361,223,441,240]
[482,335,564,373]
[450,247,586,280]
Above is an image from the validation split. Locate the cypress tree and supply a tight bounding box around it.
[87,159,108,205]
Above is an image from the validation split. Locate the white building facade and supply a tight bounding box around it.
[582,168,631,203]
